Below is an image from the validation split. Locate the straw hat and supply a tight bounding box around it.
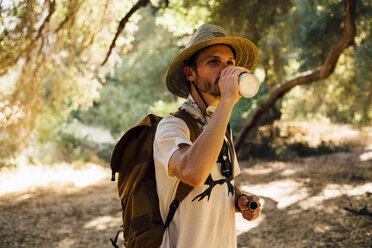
[166,24,258,98]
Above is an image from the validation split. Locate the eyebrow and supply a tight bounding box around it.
[206,55,235,60]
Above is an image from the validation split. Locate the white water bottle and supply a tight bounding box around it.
[238,73,260,98]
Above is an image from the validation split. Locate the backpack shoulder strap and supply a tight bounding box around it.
[164,109,202,228]
[172,109,201,142]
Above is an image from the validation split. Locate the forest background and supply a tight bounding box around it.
[0,0,371,163]
[0,0,371,247]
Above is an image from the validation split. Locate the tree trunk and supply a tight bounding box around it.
[235,0,356,153]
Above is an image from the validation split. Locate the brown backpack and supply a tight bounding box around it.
[110,109,201,248]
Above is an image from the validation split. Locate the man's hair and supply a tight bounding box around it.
[184,50,201,72]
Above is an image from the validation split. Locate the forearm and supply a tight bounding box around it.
[170,99,234,186]
[235,185,243,196]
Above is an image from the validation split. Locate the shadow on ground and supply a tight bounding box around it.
[236,147,372,248]
[0,175,123,248]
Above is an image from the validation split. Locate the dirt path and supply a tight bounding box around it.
[1,147,371,248]
[235,146,372,248]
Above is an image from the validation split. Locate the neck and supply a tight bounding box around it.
[190,82,219,115]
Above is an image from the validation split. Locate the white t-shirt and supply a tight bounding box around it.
[153,111,241,248]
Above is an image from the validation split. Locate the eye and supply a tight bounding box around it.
[209,59,220,65]
[227,60,235,65]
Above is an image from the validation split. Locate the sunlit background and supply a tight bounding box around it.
[1,0,371,247]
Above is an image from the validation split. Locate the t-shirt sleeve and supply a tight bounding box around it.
[153,115,193,177]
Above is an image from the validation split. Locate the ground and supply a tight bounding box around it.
[235,146,372,248]
[0,123,371,248]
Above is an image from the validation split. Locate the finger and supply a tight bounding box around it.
[244,208,260,217]
[251,212,260,220]
[240,196,249,205]
[233,66,249,77]
[248,195,260,202]
[249,209,260,218]
[221,65,235,75]
[242,211,253,220]
[222,66,245,77]
[242,210,259,221]
[247,197,261,209]
[234,66,250,74]
[238,196,249,211]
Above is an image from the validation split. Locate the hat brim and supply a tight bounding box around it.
[166,36,258,98]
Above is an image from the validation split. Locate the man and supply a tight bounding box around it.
[154,24,261,248]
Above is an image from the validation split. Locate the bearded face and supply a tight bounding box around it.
[195,72,221,97]
[184,45,236,99]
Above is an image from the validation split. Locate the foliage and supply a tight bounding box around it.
[286,140,349,157]
[207,0,372,126]
[80,0,371,146]
[76,6,182,138]
[238,124,350,161]
[0,0,140,157]
[289,0,371,125]
[1,0,371,163]
[289,0,344,71]
[57,127,92,162]
[209,0,292,85]
[282,48,372,125]
[54,118,114,162]
[282,1,372,125]
[230,82,271,132]
[149,98,184,117]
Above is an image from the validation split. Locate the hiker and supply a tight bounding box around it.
[153,24,261,248]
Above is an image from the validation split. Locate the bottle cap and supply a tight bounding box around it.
[238,73,260,98]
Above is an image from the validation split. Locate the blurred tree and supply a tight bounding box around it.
[234,0,359,152]
[0,0,143,158]
[1,0,370,161]
[76,6,182,138]
[282,0,372,125]
[209,0,293,131]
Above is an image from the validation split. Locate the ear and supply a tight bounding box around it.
[183,66,196,82]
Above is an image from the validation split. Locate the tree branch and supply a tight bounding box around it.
[55,0,81,32]
[35,0,56,41]
[235,0,356,153]
[0,1,3,24]
[11,0,56,69]
[101,0,150,66]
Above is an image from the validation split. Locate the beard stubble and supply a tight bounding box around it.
[195,73,221,97]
